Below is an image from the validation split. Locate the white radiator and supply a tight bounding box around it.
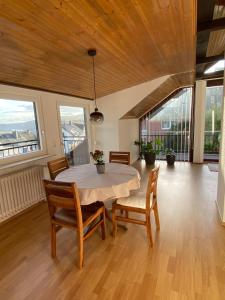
[0,166,45,222]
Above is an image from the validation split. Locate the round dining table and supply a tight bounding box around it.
[56,163,141,205]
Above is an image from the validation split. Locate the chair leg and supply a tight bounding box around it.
[125,210,129,218]
[112,207,117,238]
[153,202,160,230]
[100,211,106,240]
[51,224,56,258]
[77,231,84,269]
[146,214,153,247]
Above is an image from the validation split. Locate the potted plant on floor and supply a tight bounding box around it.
[90,150,105,174]
[134,140,144,159]
[165,148,176,166]
[142,139,163,165]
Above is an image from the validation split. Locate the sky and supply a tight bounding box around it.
[59,106,84,122]
[0,99,35,124]
[0,101,85,125]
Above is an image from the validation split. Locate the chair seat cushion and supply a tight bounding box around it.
[116,195,146,209]
[116,193,153,209]
[53,201,104,226]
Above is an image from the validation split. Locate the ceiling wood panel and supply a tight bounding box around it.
[0,0,196,99]
[122,71,195,119]
[207,5,225,56]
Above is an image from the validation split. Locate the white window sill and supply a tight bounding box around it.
[0,154,53,171]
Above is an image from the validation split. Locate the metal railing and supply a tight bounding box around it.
[204,131,220,161]
[63,136,86,154]
[0,140,40,158]
[140,132,190,161]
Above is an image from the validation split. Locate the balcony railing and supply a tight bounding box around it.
[63,136,86,155]
[0,140,40,158]
[204,131,220,161]
[140,132,190,161]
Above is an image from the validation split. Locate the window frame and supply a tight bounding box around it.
[56,99,93,157]
[161,120,171,130]
[0,92,47,166]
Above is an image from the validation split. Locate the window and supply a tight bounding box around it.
[204,86,223,161]
[204,60,224,74]
[140,88,192,161]
[161,120,171,130]
[0,99,41,159]
[59,105,90,165]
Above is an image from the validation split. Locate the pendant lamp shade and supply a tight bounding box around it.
[90,108,104,124]
[88,49,104,124]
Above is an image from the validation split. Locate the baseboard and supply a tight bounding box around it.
[0,199,46,226]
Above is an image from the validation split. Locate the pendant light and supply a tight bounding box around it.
[88,49,104,124]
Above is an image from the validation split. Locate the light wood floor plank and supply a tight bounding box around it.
[0,161,224,299]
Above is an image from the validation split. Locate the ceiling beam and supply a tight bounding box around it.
[207,78,223,87]
[196,54,224,65]
[197,17,225,32]
[196,70,224,80]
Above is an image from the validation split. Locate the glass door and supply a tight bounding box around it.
[140,88,192,161]
[204,86,223,161]
[58,105,90,165]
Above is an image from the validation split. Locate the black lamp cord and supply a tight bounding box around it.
[92,55,97,109]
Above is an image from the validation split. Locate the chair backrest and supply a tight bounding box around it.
[47,157,69,180]
[146,166,160,210]
[43,180,83,228]
[109,151,130,165]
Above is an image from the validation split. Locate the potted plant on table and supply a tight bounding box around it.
[90,150,105,174]
[164,148,176,166]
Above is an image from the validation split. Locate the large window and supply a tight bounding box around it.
[204,86,223,161]
[140,88,192,161]
[0,99,41,159]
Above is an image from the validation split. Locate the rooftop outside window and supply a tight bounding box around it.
[0,99,41,159]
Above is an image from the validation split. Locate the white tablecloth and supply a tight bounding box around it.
[56,163,141,205]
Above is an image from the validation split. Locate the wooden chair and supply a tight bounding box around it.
[109,151,130,165]
[43,180,106,269]
[112,166,160,246]
[47,156,69,180]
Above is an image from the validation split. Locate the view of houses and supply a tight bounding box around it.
[0,127,39,158]
[0,101,88,159]
[61,121,86,154]
[59,106,90,165]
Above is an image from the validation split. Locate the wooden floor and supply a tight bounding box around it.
[0,161,224,300]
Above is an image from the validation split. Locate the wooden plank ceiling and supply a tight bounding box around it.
[207,4,225,56]
[0,0,196,99]
[196,0,225,79]
[122,71,195,119]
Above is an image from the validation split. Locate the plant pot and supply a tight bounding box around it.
[144,152,156,165]
[96,163,105,174]
[166,154,175,166]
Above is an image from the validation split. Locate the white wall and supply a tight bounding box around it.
[94,75,169,163]
[0,84,94,175]
[119,119,139,163]
[0,75,169,173]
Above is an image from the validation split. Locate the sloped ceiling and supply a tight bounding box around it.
[121,71,195,119]
[207,4,225,56]
[0,0,196,99]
